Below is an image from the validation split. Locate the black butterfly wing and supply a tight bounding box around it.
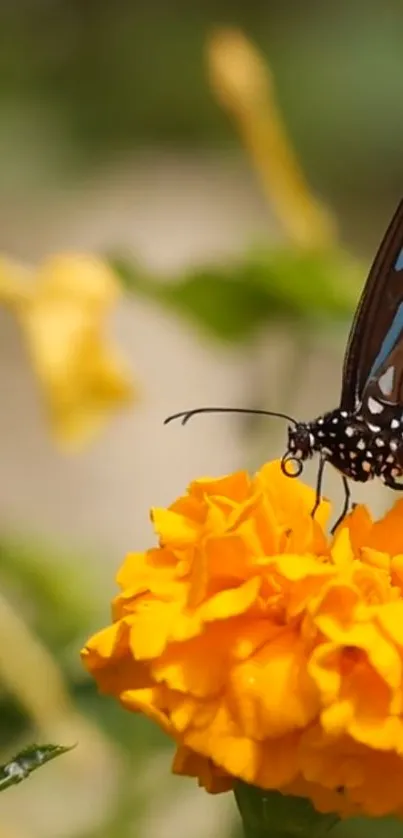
[341,199,403,413]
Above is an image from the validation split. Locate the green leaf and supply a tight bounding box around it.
[110,246,362,344]
[111,255,270,341]
[0,535,101,654]
[239,247,362,320]
[234,782,339,838]
[158,269,272,340]
[0,743,73,792]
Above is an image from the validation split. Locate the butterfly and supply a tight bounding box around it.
[165,199,403,531]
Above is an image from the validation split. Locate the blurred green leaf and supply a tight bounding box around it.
[0,743,73,791]
[112,255,270,340]
[0,698,30,749]
[244,247,362,319]
[111,247,362,343]
[156,268,271,341]
[76,679,170,755]
[0,535,101,656]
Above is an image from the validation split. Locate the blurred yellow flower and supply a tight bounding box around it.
[0,253,135,448]
[82,460,403,818]
[207,28,335,249]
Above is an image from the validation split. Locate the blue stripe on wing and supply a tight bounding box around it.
[367,300,403,380]
[395,247,403,271]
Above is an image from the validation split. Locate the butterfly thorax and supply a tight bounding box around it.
[287,408,403,484]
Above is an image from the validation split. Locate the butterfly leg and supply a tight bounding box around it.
[331,475,351,534]
[311,456,326,520]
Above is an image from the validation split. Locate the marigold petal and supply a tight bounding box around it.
[120,684,174,734]
[256,461,331,530]
[199,576,261,622]
[300,727,403,816]
[151,508,199,546]
[337,503,373,553]
[230,619,284,660]
[268,553,334,581]
[330,527,354,567]
[310,579,360,624]
[248,493,281,553]
[128,601,192,659]
[308,643,342,705]
[189,471,252,503]
[81,624,153,697]
[172,746,233,793]
[202,532,255,583]
[169,696,219,733]
[369,499,403,555]
[117,548,178,590]
[360,547,390,571]
[377,600,403,646]
[82,621,129,664]
[255,733,301,788]
[391,555,403,595]
[182,702,293,788]
[228,630,319,738]
[347,714,403,752]
[312,620,401,690]
[151,624,232,696]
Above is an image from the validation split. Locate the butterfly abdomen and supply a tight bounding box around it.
[308,410,376,482]
[307,407,403,486]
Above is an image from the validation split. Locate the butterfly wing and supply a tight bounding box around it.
[341,199,403,412]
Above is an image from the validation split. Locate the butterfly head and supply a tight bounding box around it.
[163,406,315,479]
[281,422,315,477]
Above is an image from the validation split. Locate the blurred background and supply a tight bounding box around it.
[0,1,402,836]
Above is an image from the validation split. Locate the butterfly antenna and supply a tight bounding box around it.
[164,406,298,427]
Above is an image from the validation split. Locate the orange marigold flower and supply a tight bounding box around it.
[81,460,403,818]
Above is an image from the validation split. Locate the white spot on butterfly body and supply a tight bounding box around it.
[391,419,400,429]
[379,366,395,397]
[309,433,315,446]
[375,438,385,447]
[345,427,354,437]
[332,417,339,424]
[387,455,395,464]
[362,461,372,472]
[357,439,366,450]
[340,411,348,418]
[368,397,384,414]
[368,422,381,432]
[390,441,398,451]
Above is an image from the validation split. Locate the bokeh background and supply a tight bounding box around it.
[0,1,403,836]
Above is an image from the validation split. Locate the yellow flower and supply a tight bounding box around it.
[82,461,403,818]
[207,29,335,249]
[0,253,135,448]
